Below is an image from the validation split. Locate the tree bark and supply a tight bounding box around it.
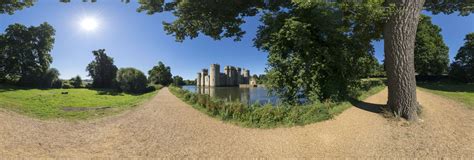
[383,0,425,121]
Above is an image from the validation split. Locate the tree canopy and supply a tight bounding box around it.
[450,33,474,82]
[172,75,184,86]
[116,67,148,93]
[86,49,118,88]
[0,22,56,87]
[414,15,449,76]
[148,61,173,86]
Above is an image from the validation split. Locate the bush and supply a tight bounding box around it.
[62,82,73,89]
[116,68,148,93]
[70,75,83,88]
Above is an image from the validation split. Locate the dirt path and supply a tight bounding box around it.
[0,87,473,158]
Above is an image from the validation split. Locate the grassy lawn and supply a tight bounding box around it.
[418,83,474,109]
[0,84,158,120]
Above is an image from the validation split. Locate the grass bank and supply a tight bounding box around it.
[418,82,474,109]
[0,84,161,120]
[170,79,386,128]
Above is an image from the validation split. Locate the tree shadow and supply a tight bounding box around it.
[349,98,386,114]
[93,88,124,96]
[417,82,474,93]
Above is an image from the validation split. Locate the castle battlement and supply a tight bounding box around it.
[196,64,250,87]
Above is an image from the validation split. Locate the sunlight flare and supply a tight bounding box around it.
[80,17,99,31]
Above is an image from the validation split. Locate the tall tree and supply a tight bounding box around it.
[86,49,118,88]
[450,33,474,82]
[172,75,184,86]
[0,23,55,86]
[0,0,34,15]
[414,15,450,76]
[134,0,473,121]
[148,61,173,86]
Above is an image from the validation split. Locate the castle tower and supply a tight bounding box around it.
[201,69,208,87]
[196,73,201,86]
[237,67,242,84]
[243,69,250,84]
[210,64,220,87]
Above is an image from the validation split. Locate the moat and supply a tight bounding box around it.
[182,85,280,105]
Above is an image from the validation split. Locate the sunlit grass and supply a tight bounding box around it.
[0,84,158,120]
[418,82,474,109]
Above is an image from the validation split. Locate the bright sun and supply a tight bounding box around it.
[80,17,99,31]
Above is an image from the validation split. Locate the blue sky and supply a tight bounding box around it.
[1,1,473,80]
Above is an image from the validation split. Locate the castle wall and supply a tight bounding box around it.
[197,64,250,87]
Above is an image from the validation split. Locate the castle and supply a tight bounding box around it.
[196,64,251,87]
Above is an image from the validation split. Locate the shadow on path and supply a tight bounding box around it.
[349,98,386,114]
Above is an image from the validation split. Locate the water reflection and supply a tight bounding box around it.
[182,85,280,105]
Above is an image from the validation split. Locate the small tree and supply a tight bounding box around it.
[148,61,172,86]
[414,15,449,76]
[40,68,60,88]
[172,75,185,86]
[116,68,148,93]
[70,75,82,88]
[86,49,118,88]
[450,33,474,83]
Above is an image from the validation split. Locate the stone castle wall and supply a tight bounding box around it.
[196,64,250,87]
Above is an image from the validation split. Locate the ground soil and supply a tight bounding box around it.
[0,87,473,158]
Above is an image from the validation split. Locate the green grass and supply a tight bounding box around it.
[0,84,159,120]
[169,79,386,128]
[418,82,474,109]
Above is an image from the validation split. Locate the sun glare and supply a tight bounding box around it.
[80,17,99,31]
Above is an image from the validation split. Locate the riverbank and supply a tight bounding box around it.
[169,79,386,128]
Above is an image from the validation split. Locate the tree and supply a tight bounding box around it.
[450,33,474,82]
[0,23,55,86]
[133,0,473,120]
[414,15,449,76]
[255,4,381,103]
[172,75,185,86]
[40,68,60,88]
[4,1,472,120]
[0,0,34,15]
[116,68,148,93]
[86,49,118,88]
[70,75,83,88]
[148,61,172,86]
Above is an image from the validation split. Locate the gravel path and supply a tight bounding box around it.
[0,87,473,158]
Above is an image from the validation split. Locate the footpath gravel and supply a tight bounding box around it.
[0,87,473,158]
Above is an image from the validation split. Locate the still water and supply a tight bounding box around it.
[182,85,280,105]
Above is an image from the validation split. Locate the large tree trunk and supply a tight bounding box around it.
[383,0,425,121]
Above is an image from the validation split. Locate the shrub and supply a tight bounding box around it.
[62,82,73,89]
[116,68,148,93]
[70,75,82,88]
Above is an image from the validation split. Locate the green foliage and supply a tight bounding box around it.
[148,61,173,86]
[450,33,474,82]
[414,15,449,76]
[0,84,157,119]
[116,67,148,93]
[70,75,83,88]
[172,75,185,86]
[183,79,196,85]
[0,0,34,15]
[86,49,118,88]
[39,68,61,88]
[169,78,385,128]
[0,23,55,87]
[255,3,384,104]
